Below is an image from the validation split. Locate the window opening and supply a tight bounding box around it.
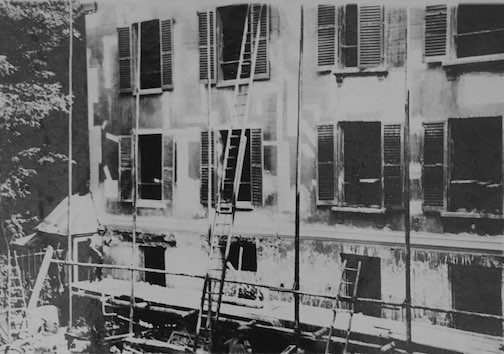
[342,122,381,207]
[143,246,166,287]
[134,20,161,90]
[227,240,257,272]
[139,134,162,200]
[341,4,358,68]
[449,117,502,214]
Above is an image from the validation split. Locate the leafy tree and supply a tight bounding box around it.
[0,0,88,248]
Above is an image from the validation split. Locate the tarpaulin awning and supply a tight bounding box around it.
[35,193,100,236]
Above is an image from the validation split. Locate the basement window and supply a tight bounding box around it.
[139,134,162,200]
[456,5,504,58]
[227,240,257,272]
[341,122,382,207]
[142,246,166,287]
[449,264,502,336]
[449,117,502,214]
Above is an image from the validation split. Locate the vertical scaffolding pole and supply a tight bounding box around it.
[404,7,412,352]
[294,4,304,348]
[67,0,73,328]
[206,9,212,241]
[130,22,141,335]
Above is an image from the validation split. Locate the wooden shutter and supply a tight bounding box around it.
[317,5,336,68]
[424,5,447,59]
[358,5,383,68]
[160,19,173,90]
[423,122,445,209]
[252,4,270,79]
[383,124,403,208]
[200,130,216,206]
[118,27,132,92]
[251,128,263,206]
[119,136,133,201]
[317,125,336,202]
[198,11,216,83]
[162,134,174,204]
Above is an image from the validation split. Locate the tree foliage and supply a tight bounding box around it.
[0,0,83,244]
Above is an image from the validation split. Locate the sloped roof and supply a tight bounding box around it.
[36,193,100,236]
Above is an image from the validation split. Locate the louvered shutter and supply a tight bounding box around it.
[423,122,445,209]
[118,27,132,92]
[383,124,403,208]
[317,125,336,202]
[162,134,174,204]
[358,5,383,68]
[198,11,216,83]
[252,4,270,79]
[317,5,336,68]
[119,136,133,201]
[251,128,263,206]
[160,20,173,90]
[424,5,447,59]
[200,130,217,206]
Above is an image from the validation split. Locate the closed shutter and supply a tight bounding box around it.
[383,124,403,208]
[252,4,270,79]
[162,134,174,204]
[251,128,263,206]
[317,5,336,68]
[119,136,133,201]
[423,122,445,209]
[198,11,216,83]
[317,125,336,202]
[200,130,217,206]
[160,19,173,90]
[358,5,383,68]
[424,5,447,59]
[118,27,132,92]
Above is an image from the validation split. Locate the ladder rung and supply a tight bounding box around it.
[345,267,359,272]
[341,281,354,285]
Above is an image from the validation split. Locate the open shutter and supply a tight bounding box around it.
[200,130,217,206]
[423,122,445,210]
[317,5,336,68]
[162,134,175,204]
[424,5,447,59]
[198,11,216,83]
[118,27,132,93]
[119,136,133,201]
[252,4,270,79]
[383,124,403,208]
[251,128,263,206]
[358,5,383,68]
[160,19,173,90]
[317,125,336,203]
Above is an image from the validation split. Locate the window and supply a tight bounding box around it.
[317,123,403,209]
[117,19,173,93]
[201,128,263,207]
[424,4,504,60]
[118,133,175,204]
[142,246,166,286]
[423,117,503,215]
[198,4,269,83]
[317,4,384,70]
[227,240,257,272]
[449,264,502,336]
[456,5,504,58]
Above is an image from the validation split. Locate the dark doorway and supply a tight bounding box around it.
[143,246,166,287]
[139,134,162,200]
[340,253,381,317]
[449,263,502,336]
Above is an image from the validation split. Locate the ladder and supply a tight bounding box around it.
[324,260,362,354]
[194,4,265,352]
[7,250,29,340]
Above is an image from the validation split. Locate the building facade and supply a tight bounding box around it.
[84,0,504,337]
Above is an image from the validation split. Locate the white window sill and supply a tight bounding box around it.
[137,199,165,208]
[442,53,504,67]
[135,88,163,96]
[440,211,504,220]
[332,66,389,83]
[332,206,385,214]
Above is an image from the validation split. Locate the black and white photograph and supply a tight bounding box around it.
[0,0,503,353]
